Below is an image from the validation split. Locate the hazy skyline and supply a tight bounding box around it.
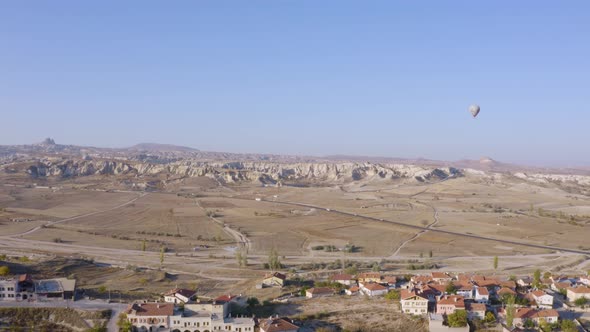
[1,1,589,167]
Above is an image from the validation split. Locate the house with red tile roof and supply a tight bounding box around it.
[529,290,553,308]
[306,287,334,299]
[360,282,388,297]
[431,272,453,283]
[567,286,590,302]
[126,302,174,331]
[466,303,486,320]
[400,290,428,315]
[475,287,490,303]
[345,285,360,296]
[436,295,465,315]
[259,317,299,332]
[357,272,382,283]
[497,287,517,298]
[329,273,355,286]
[511,308,559,327]
[263,272,287,288]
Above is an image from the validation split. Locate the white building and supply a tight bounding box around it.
[400,290,428,315]
[169,301,254,332]
[360,283,388,297]
[530,290,553,308]
[164,288,197,304]
[474,287,489,304]
[0,279,18,301]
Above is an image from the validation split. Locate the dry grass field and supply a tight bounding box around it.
[2,171,590,297]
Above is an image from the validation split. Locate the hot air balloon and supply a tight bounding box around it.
[469,104,480,118]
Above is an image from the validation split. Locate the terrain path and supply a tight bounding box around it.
[195,199,252,251]
[9,192,148,237]
[390,204,439,257]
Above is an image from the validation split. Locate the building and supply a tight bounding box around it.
[436,295,465,315]
[360,283,388,297]
[357,272,381,284]
[259,317,299,332]
[262,272,286,288]
[466,303,486,321]
[126,302,174,331]
[345,286,360,296]
[566,286,590,302]
[530,290,553,308]
[400,290,428,315]
[35,278,76,300]
[512,308,559,327]
[169,301,254,332]
[0,278,17,301]
[329,274,355,286]
[305,287,334,299]
[164,288,197,304]
[382,276,398,289]
[474,287,489,304]
[431,272,453,284]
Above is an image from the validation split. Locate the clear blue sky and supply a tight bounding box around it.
[1,1,589,166]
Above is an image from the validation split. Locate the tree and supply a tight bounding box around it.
[97,285,107,294]
[371,262,380,272]
[523,318,534,329]
[141,239,146,252]
[0,266,9,276]
[247,297,260,307]
[505,294,516,328]
[117,313,133,332]
[533,269,541,288]
[484,311,496,324]
[445,281,457,295]
[419,252,424,258]
[574,297,588,307]
[160,246,165,265]
[561,319,578,332]
[543,271,551,279]
[447,310,467,327]
[538,318,551,332]
[236,250,248,268]
[384,290,400,300]
[428,250,433,258]
[268,248,281,271]
[493,256,498,270]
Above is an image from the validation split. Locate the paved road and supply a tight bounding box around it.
[0,299,127,331]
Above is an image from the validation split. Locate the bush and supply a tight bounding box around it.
[575,297,589,307]
[0,266,9,276]
[447,310,467,327]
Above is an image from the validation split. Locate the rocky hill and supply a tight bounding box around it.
[19,158,461,185]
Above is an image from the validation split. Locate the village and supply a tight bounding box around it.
[3,267,590,332]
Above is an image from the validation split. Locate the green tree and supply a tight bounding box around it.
[543,271,551,279]
[561,319,578,332]
[428,250,433,258]
[533,269,541,288]
[523,318,534,329]
[97,285,107,294]
[268,248,281,271]
[247,297,260,307]
[447,310,468,327]
[384,290,400,301]
[141,239,146,252]
[371,262,380,272]
[0,254,7,261]
[445,281,457,295]
[538,318,551,332]
[160,246,165,265]
[0,266,9,276]
[574,297,588,307]
[117,313,132,332]
[484,311,496,324]
[505,295,516,328]
[493,256,498,270]
[419,252,424,258]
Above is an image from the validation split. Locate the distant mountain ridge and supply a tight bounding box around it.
[0,139,589,176]
[128,143,200,153]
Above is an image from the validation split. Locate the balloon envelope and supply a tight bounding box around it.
[469,104,480,118]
